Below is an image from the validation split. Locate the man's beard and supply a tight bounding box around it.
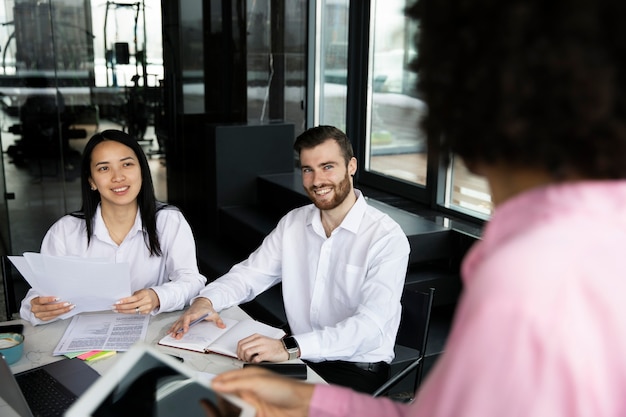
[306,171,352,210]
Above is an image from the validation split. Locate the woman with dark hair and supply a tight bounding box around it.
[20,129,206,325]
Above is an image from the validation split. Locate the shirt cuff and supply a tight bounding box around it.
[292,331,321,361]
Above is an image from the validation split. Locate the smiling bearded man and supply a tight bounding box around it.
[170,125,410,394]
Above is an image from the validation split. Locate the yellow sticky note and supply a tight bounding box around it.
[84,350,116,362]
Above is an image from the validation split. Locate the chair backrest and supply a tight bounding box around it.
[1,255,31,320]
[397,287,435,354]
[373,286,435,398]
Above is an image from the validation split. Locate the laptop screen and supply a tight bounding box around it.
[0,354,34,417]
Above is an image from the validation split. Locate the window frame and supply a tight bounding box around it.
[307,0,489,225]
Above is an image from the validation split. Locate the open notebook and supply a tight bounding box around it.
[158,317,285,358]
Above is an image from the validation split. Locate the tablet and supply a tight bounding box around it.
[65,343,255,417]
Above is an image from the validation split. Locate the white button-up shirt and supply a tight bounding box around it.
[200,190,410,363]
[20,205,207,325]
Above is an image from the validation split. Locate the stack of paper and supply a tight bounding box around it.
[9,252,132,319]
[54,313,150,355]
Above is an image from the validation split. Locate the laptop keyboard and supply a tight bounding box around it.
[16,368,78,417]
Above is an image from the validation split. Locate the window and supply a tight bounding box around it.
[246,0,307,135]
[314,0,349,129]
[446,157,493,218]
[366,0,426,186]
[310,0,494,222]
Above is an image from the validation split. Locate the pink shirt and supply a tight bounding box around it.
[309,181,626,417]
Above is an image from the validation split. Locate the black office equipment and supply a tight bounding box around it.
[373,287,435,400]
[0,355,100,417]
[243,362,308,380]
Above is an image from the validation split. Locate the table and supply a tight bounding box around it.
[0,307,324,416]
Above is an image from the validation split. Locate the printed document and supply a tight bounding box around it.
[9,252,131,319]
[53,312,150,355]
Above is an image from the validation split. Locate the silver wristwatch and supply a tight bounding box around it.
[282,336,299,360]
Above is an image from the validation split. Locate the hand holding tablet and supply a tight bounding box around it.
[65,343,255,417]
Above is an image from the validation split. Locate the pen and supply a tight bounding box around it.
[175,313,210,334]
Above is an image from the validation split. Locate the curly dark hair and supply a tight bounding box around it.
[409,0,626,179]
[78,129,163,255]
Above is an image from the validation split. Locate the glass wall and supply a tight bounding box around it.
[0,0,164,256]
[180,0,204,114]
[447,158,492,218]
[366,0,426,186]
[246,0,307,135]
[316,0,349,130]
[92,0,163,88]
[309,0,492,221]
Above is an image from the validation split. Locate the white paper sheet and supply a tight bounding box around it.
[8,252,131,319]
[53,312,150,355]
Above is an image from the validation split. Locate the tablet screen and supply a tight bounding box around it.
[66,344,254,417]
[92,364,241,417]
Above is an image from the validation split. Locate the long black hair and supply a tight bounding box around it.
[78,129,163,256]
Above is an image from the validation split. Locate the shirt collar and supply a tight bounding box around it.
[93,204,143,242]
[309,189,366,236]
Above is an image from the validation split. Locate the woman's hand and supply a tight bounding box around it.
[113,288,160,315]
[30,296,74,321]
[211,367,314,417]
[168,297,225,338]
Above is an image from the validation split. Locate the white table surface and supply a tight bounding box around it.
[1,307,324,416]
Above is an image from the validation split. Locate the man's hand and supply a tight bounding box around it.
[211,367,314,417]
[237,334,289,362]
[30,296,74,321]
[113,288,160,315]
[168,297,225,339]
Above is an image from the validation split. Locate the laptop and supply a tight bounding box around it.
[0,354,100,417]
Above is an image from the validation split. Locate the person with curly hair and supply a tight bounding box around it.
[205,1,626,416]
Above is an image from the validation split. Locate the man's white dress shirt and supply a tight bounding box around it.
[199,190,410,363]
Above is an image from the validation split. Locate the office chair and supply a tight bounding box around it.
[1,255,31,320]
[373,287,435,400]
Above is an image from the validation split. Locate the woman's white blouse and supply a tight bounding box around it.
[19,205,206,325]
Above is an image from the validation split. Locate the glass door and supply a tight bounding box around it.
[0,0,96,254]
[0,129,12,254]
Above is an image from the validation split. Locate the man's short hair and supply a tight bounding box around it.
[294,126,354,166]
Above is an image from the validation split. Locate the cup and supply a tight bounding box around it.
[0,332,25,364]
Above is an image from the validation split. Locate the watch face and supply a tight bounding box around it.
[283,336,298,350]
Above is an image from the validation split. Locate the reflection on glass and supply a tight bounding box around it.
[0,0,163,256]
[447,157,493,217]
[319,0,349,129]
[246,0,306,135]
[180,0,204,114]
[367,0,426,186]
[93,354,241,417]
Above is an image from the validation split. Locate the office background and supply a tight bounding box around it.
[0,0,487,381]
